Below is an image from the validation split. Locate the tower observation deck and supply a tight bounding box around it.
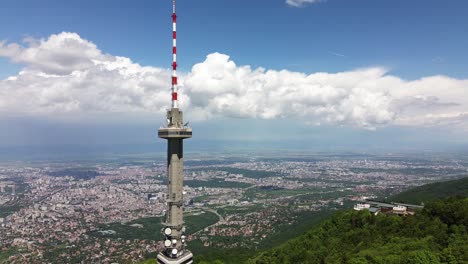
[157,1,193,264]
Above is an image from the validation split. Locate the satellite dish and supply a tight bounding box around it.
[172,248,178,255]
[172,239,177,244]
[164,228,172,235]
[164,240,171,247]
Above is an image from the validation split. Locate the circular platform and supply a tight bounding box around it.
[158,127,192,139]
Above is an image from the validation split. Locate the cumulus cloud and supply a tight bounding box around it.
[185,54,468,129]
[1,32,467,130]
[0,33,181,115]
[286,0,323,7]
[185,53,394,128]
[0,33,110,75]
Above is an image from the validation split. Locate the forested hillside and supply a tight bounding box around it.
[247,197,468,264]
[390,177,468,204]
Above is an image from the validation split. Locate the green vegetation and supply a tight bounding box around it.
[391,177,468,204]
[12,182,29,194]
[186,211,219,234]
[190,167,282,179]
[248,197,468,264]
[91,217,163,241]
[218,167,282,178]
[242,186,352,202]
[91,211,218,241]
[0,248,16,264]
[349,167,467,175]
[49,168,102,180]
[189,209,332,264]
[110,179,139,184]
[139,260,157,264]
[243,187,318,200]
[216,204,266,217]
[191,240,254,264]
[185,179,252,189]
[193,195,215,203]
[255,210,333,250]
[0,204,22,217]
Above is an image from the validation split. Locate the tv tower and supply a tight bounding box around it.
[157,1,193,263]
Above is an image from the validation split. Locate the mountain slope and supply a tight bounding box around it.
[247,196,468,264]
[390,176,468,204]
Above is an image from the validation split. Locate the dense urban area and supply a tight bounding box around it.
[1,152,467,263]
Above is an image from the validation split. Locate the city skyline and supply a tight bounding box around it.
[1,0,467,151]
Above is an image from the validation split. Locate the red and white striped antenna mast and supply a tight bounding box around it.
[171,0,178,109]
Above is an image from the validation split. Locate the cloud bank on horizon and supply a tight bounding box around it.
[286,0,323,7]
[0,32,467,130]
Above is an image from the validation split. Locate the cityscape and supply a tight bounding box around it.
[1,0,468,263]
[1,152,467,262]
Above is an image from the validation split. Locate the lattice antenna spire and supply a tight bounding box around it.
[171,0,178,108]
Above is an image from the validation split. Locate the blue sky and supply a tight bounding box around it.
[0,0,467,153]
[1,0,467,78]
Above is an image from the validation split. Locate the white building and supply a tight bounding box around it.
[392,205,407,214]
[354,203,371,211]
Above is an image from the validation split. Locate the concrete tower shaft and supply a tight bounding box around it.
[166,138,184,227]
[158,109,193,263]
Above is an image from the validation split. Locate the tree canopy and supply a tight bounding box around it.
[247,196,468,264]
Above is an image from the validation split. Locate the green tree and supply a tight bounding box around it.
[247,197,468,264]
[405,250,440,264]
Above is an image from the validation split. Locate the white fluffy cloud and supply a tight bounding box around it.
[286,0,323,7]
[1,32,467,130]
[185,54,468,129]
[0,33,177,115]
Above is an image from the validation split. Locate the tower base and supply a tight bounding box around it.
[157,251,193,264]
